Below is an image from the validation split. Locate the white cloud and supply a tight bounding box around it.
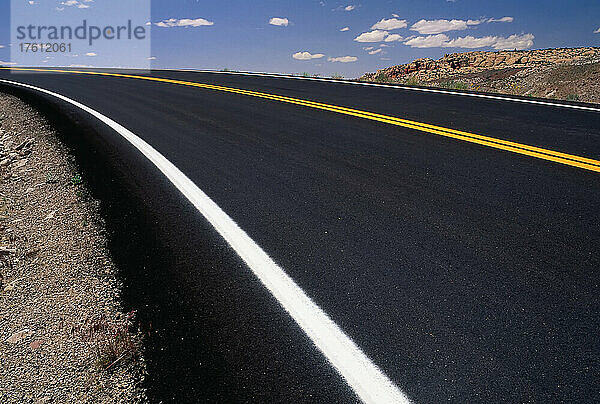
[411,19,472,34]
[443,35,498,48]
[0,61,16,65]
[28,1,36,5]
[354,30,388,42]
[85,52,97,56]
[57,0,90,10]
[292,51,325,60]
[148,56,157,60]
[384,34,403,42]
[155,18,214,27]
[488,17,514,23]
[340,26,350,32]
[269,17,289,27]
[363,46,374,50]
[404,33,534,50]
[595,27,600,34]
[491,33,534,50]
[410,17,513,34]
[68,64,94,68]
[0,45,4,48]
[344,5,355,11]
[404,34,450,48]
[371,18,407,30]
[328,56,358,63]
[392,13,400,18]
[368,48,383,55]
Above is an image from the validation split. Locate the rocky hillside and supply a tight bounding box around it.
[361,47,600,103]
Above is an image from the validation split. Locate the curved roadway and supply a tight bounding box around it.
[1,68,599,403]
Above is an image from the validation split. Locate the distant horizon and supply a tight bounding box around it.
[2,44,597,80]
[1,0,599,78]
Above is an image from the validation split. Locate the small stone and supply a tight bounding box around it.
[15,139,32,151]
[30,340,44,350]
[13,159,27,168]
[7,329,34,344]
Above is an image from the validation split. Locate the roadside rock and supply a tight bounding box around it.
[361,47,600,103]
[362,47,600,82]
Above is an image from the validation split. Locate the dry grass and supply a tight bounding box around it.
[69,311,142,371]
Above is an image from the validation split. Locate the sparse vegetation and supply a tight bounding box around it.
[374,72,394,83]
[405,76,422,86]
[70,311,141,371]
[71,173,83,185]
[438,80,470,90]
[45,172,59,184]
[567,94,580,102]
[301,72,311,78]
[331,73,344,80]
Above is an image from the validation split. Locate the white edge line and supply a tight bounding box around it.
[0,78,411,404]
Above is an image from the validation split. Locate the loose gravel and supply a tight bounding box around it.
[0,92,147,403]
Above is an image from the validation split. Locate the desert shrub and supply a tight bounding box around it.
[439,80,469,90]
[374,72,394,83]
[405,76,422,86]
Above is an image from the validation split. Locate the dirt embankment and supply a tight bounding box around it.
[0,93,147,403]
[361,47,600,103]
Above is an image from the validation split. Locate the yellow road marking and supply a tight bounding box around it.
[2,67,600,173]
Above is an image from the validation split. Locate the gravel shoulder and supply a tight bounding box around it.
[0,92,147,403]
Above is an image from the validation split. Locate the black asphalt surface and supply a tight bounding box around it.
[1,69,599,403]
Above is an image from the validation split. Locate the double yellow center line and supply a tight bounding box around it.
[2,67,600,173]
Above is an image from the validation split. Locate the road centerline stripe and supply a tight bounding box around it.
[3,67,599,173]
[0,78,411,404]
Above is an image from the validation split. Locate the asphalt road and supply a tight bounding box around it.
[1,69,599,403]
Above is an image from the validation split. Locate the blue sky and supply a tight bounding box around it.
[1,0,599,77]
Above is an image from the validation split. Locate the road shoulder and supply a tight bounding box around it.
[0,92,147,403]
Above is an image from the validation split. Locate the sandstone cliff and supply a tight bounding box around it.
[360,47,600,103]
